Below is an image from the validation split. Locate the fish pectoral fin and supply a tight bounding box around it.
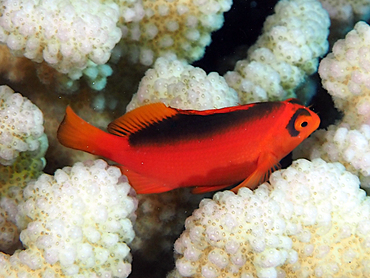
[117,166,173,194]
[192,184,232,194]
[231,152,280,193]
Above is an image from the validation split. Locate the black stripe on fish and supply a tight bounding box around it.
[127,102,282,147]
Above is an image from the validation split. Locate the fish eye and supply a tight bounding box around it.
[286,108,314,137]
[294,115,311,131]
[301,121,308,127]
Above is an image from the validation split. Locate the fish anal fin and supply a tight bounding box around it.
[231,152,280,193]
[117,166,173,194]
[107,103,178,137]
[192,184,232,194]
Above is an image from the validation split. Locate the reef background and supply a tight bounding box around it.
[0,0,342,277]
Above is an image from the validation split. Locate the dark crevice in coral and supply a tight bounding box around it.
[193,0,279,75]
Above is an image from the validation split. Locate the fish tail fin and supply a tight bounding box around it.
[57,106,125,158]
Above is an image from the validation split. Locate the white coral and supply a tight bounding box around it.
[319,0,370,21]
[224,0,330,104]
[0,0,126,90]
[118,0,232,66]
[296,21,370,190]
[127,55,239,111]
[319,21,370,128]
[0,85,45,165]
[170,159,370,278]
[0,0,122,71]
[0,159,137,277]
[294,124,370,192]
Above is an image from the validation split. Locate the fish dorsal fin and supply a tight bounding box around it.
[108,103,178,137]
[285,98,303,105]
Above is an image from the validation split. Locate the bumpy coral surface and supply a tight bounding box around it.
[294,124,370,192]
[318,0,370,46]
[319,0,370,21]
[0,85,48,253]
[296,21,370,190]
[119,0,232,66]
[0,133,47,253]
[0,159,137,277]
[127,56,239,111]
[224,0,330,104]
[170,159,370,278]
[319,21,370,128]
[0,0,122,77]
[0,85,45,166]
[0,0,232,91]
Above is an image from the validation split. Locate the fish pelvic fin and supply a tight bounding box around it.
[192,184,232,194]
[118,166,173,194]
[57,106,124,157]
[231,152,280,193]
[108,103,178,137]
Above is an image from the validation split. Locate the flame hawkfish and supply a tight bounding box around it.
[57,99,320,194]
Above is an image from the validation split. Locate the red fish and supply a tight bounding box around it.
[57,99,320,194]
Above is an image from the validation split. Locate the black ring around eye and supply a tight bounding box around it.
[286,108,311,137]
